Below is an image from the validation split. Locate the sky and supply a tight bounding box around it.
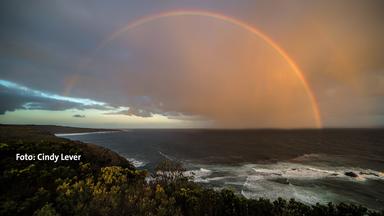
[0,0,383,128]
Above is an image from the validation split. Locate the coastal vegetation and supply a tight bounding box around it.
[0,125,383,216]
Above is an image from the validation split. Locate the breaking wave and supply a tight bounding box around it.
[184,168,212,183]
[184,162,384,205]
[126,158,148,168]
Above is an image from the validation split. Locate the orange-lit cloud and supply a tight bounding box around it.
[80,11,322,128]
[1,1,383,128]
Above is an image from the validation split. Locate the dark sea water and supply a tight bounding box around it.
[57,129,384,210]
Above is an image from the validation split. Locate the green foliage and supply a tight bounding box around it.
[33,203,58,216]
[1,126,383,215]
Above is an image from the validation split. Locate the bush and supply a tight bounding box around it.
[1,126,383,216]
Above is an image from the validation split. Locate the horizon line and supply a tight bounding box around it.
[2,124,383,130]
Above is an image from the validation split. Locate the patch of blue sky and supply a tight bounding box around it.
[0,79,106,106]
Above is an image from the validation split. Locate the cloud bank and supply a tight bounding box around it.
[0,79,108,114]
[1,0,383,128]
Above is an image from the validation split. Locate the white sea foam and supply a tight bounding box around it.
[184,168,213,183]
[241,165,345,205]
[242,179,329,205]
[183,161,384,206]
[126,158,147,168]
[119,152,147,168]
[186,160,384,186]
[249,163,384,182]
[205,176,233,182]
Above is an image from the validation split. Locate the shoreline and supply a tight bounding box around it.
[55,130,120,137]
[1,124,383,214]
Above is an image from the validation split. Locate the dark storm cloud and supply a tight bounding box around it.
[105,107,193,119]
[0,80,109,114]
[107,108,154,118]
[0,78,178,118]
[0,90,80,114]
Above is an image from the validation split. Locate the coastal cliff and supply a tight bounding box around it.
[0,125,382,216]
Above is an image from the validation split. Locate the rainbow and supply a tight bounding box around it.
[94,10,322,128]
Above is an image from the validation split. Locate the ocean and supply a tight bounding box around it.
[57,129,384,210]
